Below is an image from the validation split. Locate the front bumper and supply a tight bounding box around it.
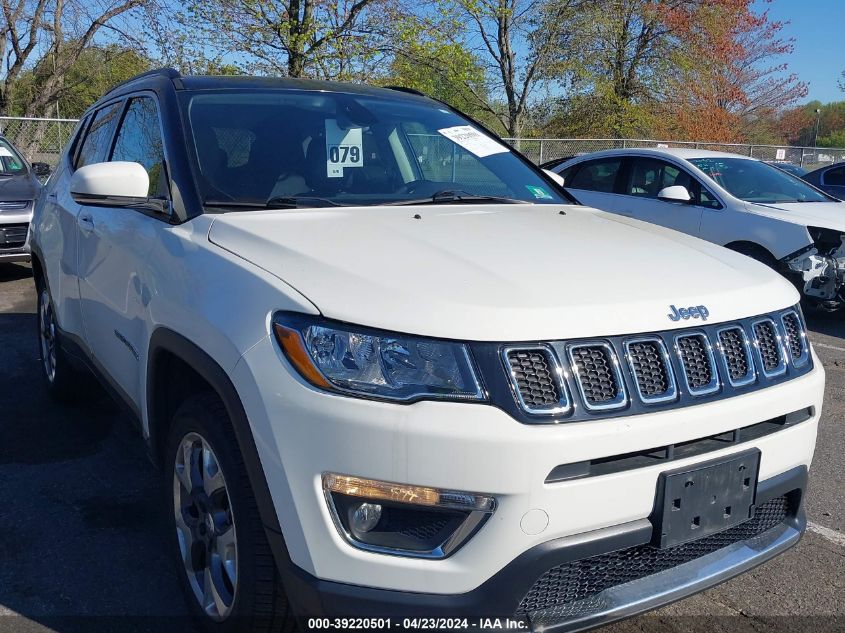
[232,340,822,620]
[0,212,32,262]
[275,466,806,631]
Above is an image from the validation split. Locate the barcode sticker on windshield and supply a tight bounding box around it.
[437,126,509,158]
[325,120,363,178]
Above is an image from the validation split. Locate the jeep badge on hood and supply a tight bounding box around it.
[668,304,710,322]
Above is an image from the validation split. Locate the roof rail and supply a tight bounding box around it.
[383,85,427,97]
[106,67,182,96]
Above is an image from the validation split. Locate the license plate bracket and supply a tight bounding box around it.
[651,449,760,549]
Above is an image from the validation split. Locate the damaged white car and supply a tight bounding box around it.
[552,148,845,311]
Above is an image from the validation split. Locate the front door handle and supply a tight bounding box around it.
[77,213,94,233]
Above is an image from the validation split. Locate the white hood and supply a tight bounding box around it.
[208,204,799,341]
[746,200,845,232]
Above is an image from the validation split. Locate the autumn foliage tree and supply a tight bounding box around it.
[657,0,807,142]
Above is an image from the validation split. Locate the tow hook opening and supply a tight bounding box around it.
[783,230,845,310]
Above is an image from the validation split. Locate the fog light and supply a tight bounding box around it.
[322,473,496,559]
[351,502,382,532]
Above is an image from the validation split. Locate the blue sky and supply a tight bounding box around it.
[761,0,843,104]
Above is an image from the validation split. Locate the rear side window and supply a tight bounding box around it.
[110,97,167,197]
[824,166,845,186]
[566,159,622,193]
[75,102,123,168]
[626,158,693,198]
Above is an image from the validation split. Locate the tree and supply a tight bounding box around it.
[567,0,677,137]
[380,8,495,125]
[658,0,807,142]
[439,0,582,137]
[839,70,844,93]
[542,0,755,139]
[179,0,385,79]
[9,45,150,118]
[781,101,845,147]
[0,0,148,116]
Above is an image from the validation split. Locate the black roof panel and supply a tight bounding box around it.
[175,74,433,102]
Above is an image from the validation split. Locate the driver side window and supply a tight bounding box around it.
[110,96,168,198]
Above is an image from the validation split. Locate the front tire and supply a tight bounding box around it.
[165,393,298,633]
[36,285,90,401]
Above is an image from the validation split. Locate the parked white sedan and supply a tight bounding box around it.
[552,148,845,311]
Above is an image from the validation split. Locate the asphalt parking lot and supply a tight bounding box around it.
[0,261,842,633]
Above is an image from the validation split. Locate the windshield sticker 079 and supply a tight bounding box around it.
[325,120,364,178]
[437,126,510,158]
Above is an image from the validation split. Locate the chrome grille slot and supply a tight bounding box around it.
[675,333,719,396]
[624,338,676,404]
[568,343,626,411]
[780,311,808,367]
[717,326,755,387]
[503,347,569,415]
[752,319,786,377]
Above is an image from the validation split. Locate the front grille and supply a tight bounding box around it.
[627,340,670,398]
[0,223,28,249]
[517,495,790,618]
[505,348,564,413]
[718,327,753,385]
[569,345,624,409]
[753,320,783,375]
[676,334,717,394]
[781,313,805,364]
[496,306,811,421]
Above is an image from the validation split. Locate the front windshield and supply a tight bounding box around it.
[182,90,566,207]
[690,157,828,204]
[0,139,26,176]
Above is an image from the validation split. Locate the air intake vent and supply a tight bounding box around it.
[568,344,626,411]
[516,495,791,619]
[717,327,755,387]
[624,338,676,404]
[780,311,808,367]
[504,347,569,415]
[753,319,785,377]
[675,333,719,395]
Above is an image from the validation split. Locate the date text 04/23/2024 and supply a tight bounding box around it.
[306,618,529,630]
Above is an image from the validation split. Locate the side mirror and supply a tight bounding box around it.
[31,161,51,177]
[543,168,565,187]
[657,185,692,203]
[70,161,166,213]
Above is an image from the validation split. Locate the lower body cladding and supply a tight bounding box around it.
[233,342,824,629]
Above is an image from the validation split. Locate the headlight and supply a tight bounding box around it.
[273,313,485,402]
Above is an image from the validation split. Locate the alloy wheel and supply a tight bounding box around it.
[173,432,238,621]
[38,289,57,383]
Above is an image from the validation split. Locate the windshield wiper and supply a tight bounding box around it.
[204,196,342,209]
[385,190,527,206]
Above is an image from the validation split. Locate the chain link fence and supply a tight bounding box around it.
[504,138,845,170]
[2,116,844,173]
[0,116,80,166]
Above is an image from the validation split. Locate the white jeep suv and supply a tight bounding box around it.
[31,69,824,632]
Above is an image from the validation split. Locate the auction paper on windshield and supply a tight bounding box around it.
[437,126,510,158]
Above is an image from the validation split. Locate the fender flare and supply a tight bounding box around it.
[145,328,300,581]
